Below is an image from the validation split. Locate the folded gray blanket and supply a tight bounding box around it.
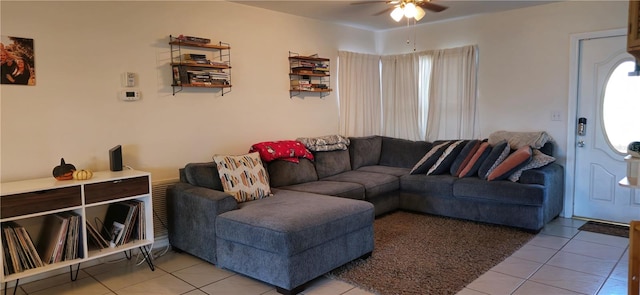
[488,130,552,149]
[297,135,350,152]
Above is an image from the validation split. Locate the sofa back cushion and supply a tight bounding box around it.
[315,150,352,179]
[183,162,224,191]
[349,136,382,170]
[268,158,319,187]
[379,137,432,168]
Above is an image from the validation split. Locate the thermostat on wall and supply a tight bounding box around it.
[120,90,141,101]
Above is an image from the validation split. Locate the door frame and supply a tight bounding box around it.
[564,28,627,218]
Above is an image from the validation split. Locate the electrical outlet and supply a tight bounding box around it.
[550,111,562,121]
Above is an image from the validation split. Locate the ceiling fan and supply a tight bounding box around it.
[352,0,448,22]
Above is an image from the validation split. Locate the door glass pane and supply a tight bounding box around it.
[602,61,640,153]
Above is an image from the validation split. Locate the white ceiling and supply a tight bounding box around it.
[232,0,556,31]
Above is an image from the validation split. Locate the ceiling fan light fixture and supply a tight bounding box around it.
[414,6,425,21]
[403,2,417,18]
[390,6,404,22]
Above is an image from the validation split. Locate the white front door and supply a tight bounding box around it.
[573,34,640,223]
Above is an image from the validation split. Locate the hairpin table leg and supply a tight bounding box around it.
[69,263,80,281]
[4,279,18,295]
[139,246,155,271]
[124,249,132,260]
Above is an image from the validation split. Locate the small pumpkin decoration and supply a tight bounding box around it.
[73,169,93,180]
[52,158,76,180]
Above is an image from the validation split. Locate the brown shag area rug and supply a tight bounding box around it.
[328,211,535,295]
[578,221,629,238]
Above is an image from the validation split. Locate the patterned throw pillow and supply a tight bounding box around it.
[427,140,466,175]
[478,140,510,180]
[487,146,533,181]
[458,142,492,178]
[213,152,272,203]
[508,150,556,182]
[410,141,453,174]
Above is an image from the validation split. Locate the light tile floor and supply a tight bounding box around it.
[1,217,630,295]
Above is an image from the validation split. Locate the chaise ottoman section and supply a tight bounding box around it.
[215,189,374,294]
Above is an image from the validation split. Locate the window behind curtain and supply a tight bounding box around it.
[337,45,477,141]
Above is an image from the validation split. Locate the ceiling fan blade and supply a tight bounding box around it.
[350,1,388,5]
[373,6,395,16]
[417,1,448,13]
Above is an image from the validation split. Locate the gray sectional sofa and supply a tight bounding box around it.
[167,135,564,294]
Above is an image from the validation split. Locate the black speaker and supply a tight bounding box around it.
[109,145,123,171]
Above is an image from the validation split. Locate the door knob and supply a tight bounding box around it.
[577,140,585,147]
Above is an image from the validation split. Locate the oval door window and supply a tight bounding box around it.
[602,61,640,153]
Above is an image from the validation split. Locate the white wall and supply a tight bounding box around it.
[0,1,630,183]
[0,1,376,182]
[377,1,628,164]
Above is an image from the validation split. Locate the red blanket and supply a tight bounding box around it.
[249,140,314,163]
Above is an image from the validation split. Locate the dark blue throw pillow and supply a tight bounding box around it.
[450,140,481,176]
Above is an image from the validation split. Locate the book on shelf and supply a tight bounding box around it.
[102,202,132,247]
[172,67,181,86]
[2,221,45,275]
[2,230,13,275]
[176,35,211,44]
[86,219,110,250]
[182,54,209,64]
[3,224,24,273]
[59,212,82,261]
[36,214,69,265]
[101,201,145,247]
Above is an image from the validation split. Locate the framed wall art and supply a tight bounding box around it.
[1,36,35,86]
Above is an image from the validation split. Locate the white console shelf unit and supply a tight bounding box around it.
[0,169,155,292]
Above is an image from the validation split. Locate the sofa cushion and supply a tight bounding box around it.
[349,136,382,170]
[487,146,533,181]
[213,152,272,203]
[267,158,318,187]
[400,174,457,196]
[216,189,374,255]
[450,140,481,176]
[279,181,365,200]
[357,165,410,177]
[428,140,467,175]
[453,177,545,206]
[379,137,432,168]
[410,140,452,174]
[478,140,510,180]
[184,162,223,191]
[459,142,492,178]
[322,170,399,199]
[314,150,352,179]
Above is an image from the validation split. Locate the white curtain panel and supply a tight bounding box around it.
[424,45,479,141]
[381,53,422,141]
[418,55,432,140]
[337,51,382,137]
